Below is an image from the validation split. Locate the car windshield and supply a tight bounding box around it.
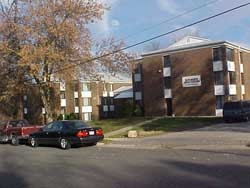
[62,121,90,130]
[0,121,6,127]
[224,102,241,109]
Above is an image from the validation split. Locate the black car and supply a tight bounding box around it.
[29,120,104,149]
[223,100,250,122]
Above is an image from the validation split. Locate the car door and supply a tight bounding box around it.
[47,121,63,145]
[38,122,54,145]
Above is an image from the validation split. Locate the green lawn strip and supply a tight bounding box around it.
[134,117,222,132]
[111,117,222,138]
[88,117,153,134]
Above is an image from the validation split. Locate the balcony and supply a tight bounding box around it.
[229,84,237,95]
[81,91,91,98]
[242,85,245,95]
[75,106,79,113]
[163,67,171,77]
[164,89,172,98]
[215,109,223,117]
[227,61,235,71]
[74,92,78,98]
[103,105,108,112]
[240,64,244,73]
[103,91,108,97]
[60,99,66,107]
[109,91,114,97]
[214,85,224,96]
[82,106,92,113]
[60,82,66,91]
[110,105,115,112]
[213,61,223,72]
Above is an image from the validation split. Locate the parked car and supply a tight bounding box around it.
[28,120,104,149]
[0,119,43,145]
[223,100,250,122]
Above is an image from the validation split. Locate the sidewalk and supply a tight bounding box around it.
[102,131,250,150]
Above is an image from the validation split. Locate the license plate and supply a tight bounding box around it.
[89,131,95,135]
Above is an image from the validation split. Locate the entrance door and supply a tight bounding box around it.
[166,99,173,116]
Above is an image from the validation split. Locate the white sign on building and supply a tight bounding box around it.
[182,75,201,88]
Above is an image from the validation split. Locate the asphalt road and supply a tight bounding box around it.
[105,121,250,150]
[0,144,250,188]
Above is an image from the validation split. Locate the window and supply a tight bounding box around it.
[60,92,66,99]
[110,97,114,105]
[61,107,66,114]
[82,83,91,91]
[134,82,141,91]
[229,72,236,85]
[213,48,222,61]
[226,48,234,61]
[241,73,245,84]
[216,96,224,109]
[102,97,108,105]
[164,55,171,67]
[83,98,91,106]
[164,77,171,89]
[240,52,244,63]
[44,121,63,131]
[74,98,79,106]
[83,113,92,121]
[134,64,142,73]
[74,83,79,92]
[214,72,224,85]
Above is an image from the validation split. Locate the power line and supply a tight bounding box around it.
[54,1,250,75]
[3,1,248,83]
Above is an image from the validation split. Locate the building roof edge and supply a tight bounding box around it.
[141,41,250,57]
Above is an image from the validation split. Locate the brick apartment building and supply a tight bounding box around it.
[20,74,132,123]
[133,36,250,117]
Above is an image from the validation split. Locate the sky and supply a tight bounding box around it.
[2,0,249,54]
[89,0,250,53]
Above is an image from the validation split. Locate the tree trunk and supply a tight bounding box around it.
[39,84,54,123]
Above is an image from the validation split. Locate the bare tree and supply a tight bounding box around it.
[0,0,134,121]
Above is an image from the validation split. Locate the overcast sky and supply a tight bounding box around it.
[90,0,250,53]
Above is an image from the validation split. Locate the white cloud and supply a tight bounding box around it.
[91,0,120,37]
[156,0,180,15]
[111,19,120,27]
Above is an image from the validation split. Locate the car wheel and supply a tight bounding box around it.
[30,137,38,147]
[11,136,19,146]
[60,138,71,150]
[245,116,249,122]
[0,135,8,144]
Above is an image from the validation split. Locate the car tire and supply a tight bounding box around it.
[245,116,249,122]
[60,138,71,150]
[30,137,38,147]
[11,136,19,146]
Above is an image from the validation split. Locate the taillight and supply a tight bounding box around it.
[76,130,88,138]
[96,129,103,136]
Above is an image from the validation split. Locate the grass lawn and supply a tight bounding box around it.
[88,117,153,134]
[134,117,222,132]
[89,117,223,137]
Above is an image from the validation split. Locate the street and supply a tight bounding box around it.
[0,144,250,188]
